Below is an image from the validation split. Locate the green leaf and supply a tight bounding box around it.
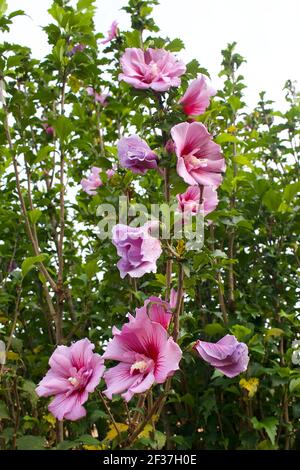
[251,417,278,445]
[16,435,45,450]
[289,378,300,394]
[124,30,141,48]
[166,38,184,52]
[77,0,95,11]
[83,259,98,279]
[0,0,8,18]
[204,323,226,336]
[230,324,252,341]
[0,401,10,420]
[21,254,47,278]
[215,133,239,144]
[283,182,300,203]
[262,188,281,212]
[53,116,73,142]
[28,209,42,225]
[76,434,100,446]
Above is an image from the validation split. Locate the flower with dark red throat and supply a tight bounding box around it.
[35,339,105,421]
[171,121,225,187]
[102,312,182,402]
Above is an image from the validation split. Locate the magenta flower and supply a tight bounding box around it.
[135,296,173,330]
[101,20,118,44]
[179,75,215,116]
[42,120,54,136]
[103,313,182,402]
[171,122,225,187]
[177,185,218,216]
[118,135,158,174]
[112,222,162,279]
[35,339,105,421]
[86,87,109,106]
[195,334,249,378]
[119,48,186,92]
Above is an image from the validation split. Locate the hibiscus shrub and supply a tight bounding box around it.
[0,0,300,451]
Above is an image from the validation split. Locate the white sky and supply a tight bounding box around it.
[2,0,300,110]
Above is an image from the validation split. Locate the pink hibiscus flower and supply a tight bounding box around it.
[179,75,215,116]
[102,313,182,401]
[171,122,225,187]
[35,339,105,421]
[119,48,186,92]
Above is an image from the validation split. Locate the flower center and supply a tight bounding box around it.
[68,376,80,387]
[184,152,208,170]
[130,360,148,375]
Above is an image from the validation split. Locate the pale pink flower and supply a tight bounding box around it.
[119,48,186,92]
[101,20,118,44]
[103,313,182,401]
[81,167,102,195]
[35,339,105,421]
[112,222,162,279]
[179,75,215,116]
[171,122,225,187]
[177,185,219,216]
[195,334,249,378]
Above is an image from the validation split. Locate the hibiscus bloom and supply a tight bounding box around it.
[171,122,225,187]
[195,334,249,378]
[134,295,174,330]
[81,166,114,195]
[179,75,215,116]
[119,48,186,92]
[36,339,105,421]
[176,185,219,216]
[112,222,162,279]
[101,20,118,44]
[117,135,158,174]
[103,313,182,401]
[86,87,109,106]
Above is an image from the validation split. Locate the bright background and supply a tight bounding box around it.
[2,0,300,109]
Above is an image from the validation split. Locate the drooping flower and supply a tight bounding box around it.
[292,339,300,365]
[112,222,162,279]
[117,135,158,174]
[70,43,86,55]
[102,313,182,401]
[35,339,105,421]
[119,48,186,92]
[171,122,225,187]
[194,334,249,378]
[81,166,114,195]
[135,296,173,330]
[176,185,219,217]
[101,20,118,45]
[86,87,109,106]
[179,75,215,116]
